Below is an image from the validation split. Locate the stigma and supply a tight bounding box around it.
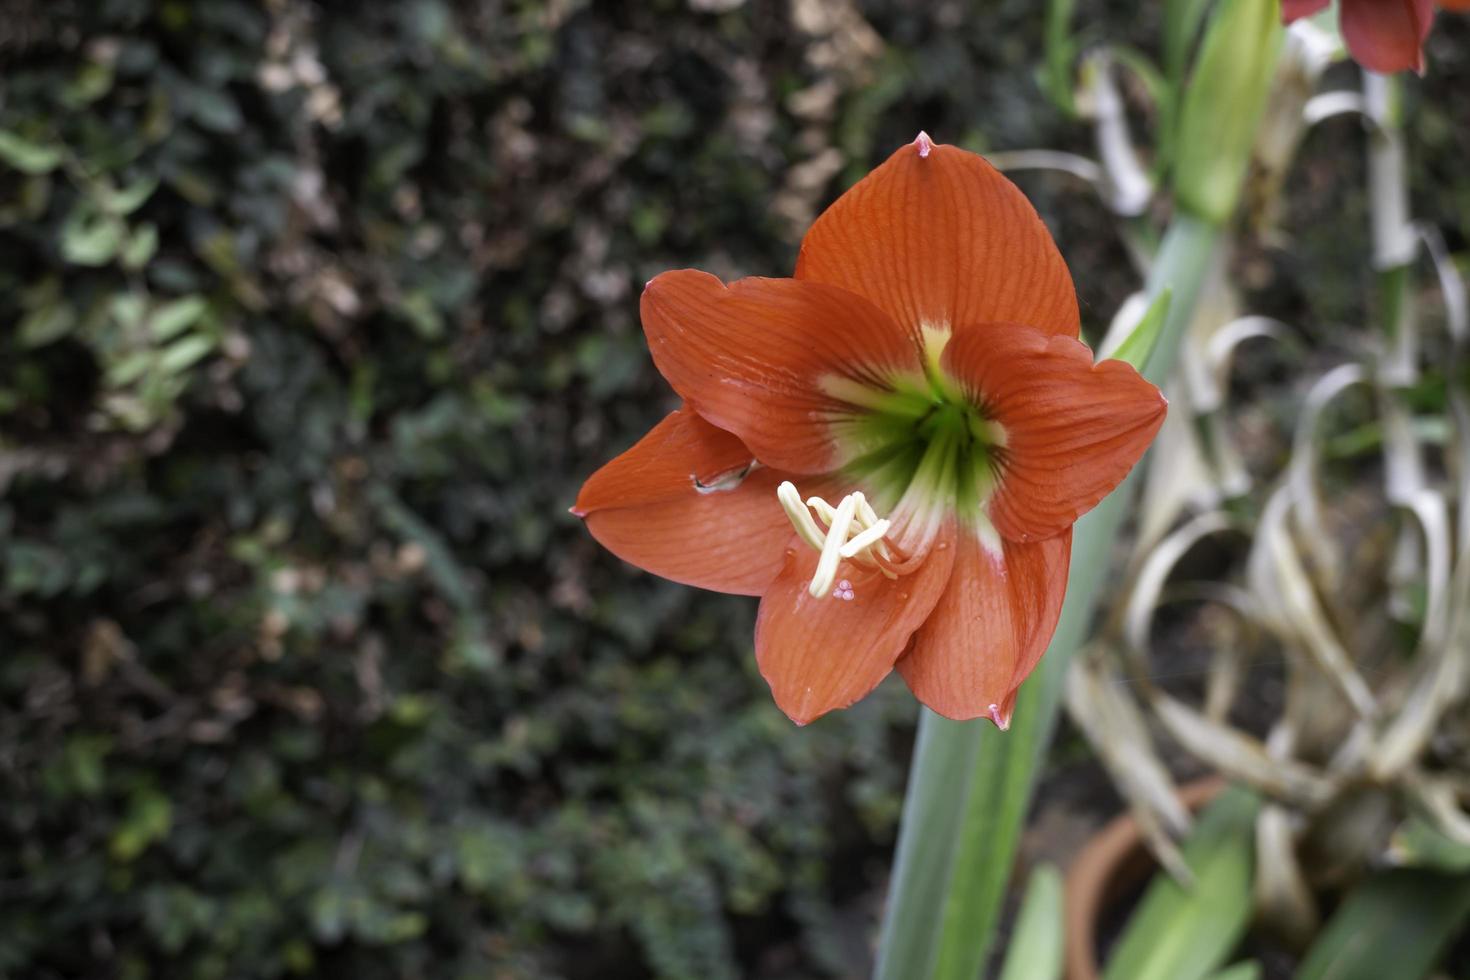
[776,481,900,598]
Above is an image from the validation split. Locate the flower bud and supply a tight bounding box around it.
[1174,0,1284,224]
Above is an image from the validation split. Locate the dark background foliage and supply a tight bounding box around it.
[1,1,1465,977]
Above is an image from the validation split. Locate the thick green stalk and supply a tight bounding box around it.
[1364,72,1424,500]
[874,216,1221,980]
[873,6,1272,967]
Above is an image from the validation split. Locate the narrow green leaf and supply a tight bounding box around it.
[106,352,155,387]
[1042,0,1078,117]
[997,865,1064,980]
[1109,46,1169,115]
[1102,788,1259,980]
[1112,288,1173,370]
[148,296,208,342]
[1388,817,1470,873]
[1163,0,1215,89]
[1206,963,1261,980]
[1294,868,1470,980]
[0,129,63,174]
[156,335,215,375]
[1156,0,1213,174]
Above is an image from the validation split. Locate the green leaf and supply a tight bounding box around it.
[1102,788,1260,980]
[1109,46,1169,114]
[98,176,159,215]
[1294,869,1470,980]
[1163,0,1215,88]
[121,222,160,270]
[156,334,216,375]
[111,292,149,331]
[1206,964,1261,980]
[109,788,173,861]
[0,129,62,174]
[1388,817,1470,873]
[396,290,444,340]
[997,865,1064,980]
[148,295,208,342]
[60,208,125,266]
[61,62,114,108]
[106,351,155,387]
[18,301,77,349]
[1112,288,1173,371]
[1042,0,1078,117]
[187,87,244,134]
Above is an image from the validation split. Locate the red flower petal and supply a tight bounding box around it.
[575,408,805,596]
[1340,0,1434,73]
[641,271,924,475]
[1441,0,1470,12]
[1282,0,1331,21]
[754,521,956,724]
[795,135,1079,340]
[897,528,1071,724]
[943,325,1166,543]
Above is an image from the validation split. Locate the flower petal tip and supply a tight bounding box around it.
[988,702,1012,731]
[913,131,934,158]
[568,504,587,518]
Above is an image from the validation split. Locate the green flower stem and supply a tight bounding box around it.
[874,214,1222,980]
[1364,71,1426,504]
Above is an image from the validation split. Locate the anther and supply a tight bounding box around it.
[777,481,826,550]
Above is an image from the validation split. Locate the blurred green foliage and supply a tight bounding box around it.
[0,1,938,976]
[2,0,1467,977]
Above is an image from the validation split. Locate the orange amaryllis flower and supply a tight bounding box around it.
[573,134,1166,727]
[1284,0,1470,74]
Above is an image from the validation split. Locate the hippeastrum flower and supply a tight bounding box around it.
[573,134,1166,727]
[1284,0,1470,74]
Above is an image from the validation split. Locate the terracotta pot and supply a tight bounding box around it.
[1062,776,1226,980]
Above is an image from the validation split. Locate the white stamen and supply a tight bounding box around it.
[777,481,826,550]
[806,495,839,527]
[840,519,891,558]
[777,483,900,599]
[809,495,856,599]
